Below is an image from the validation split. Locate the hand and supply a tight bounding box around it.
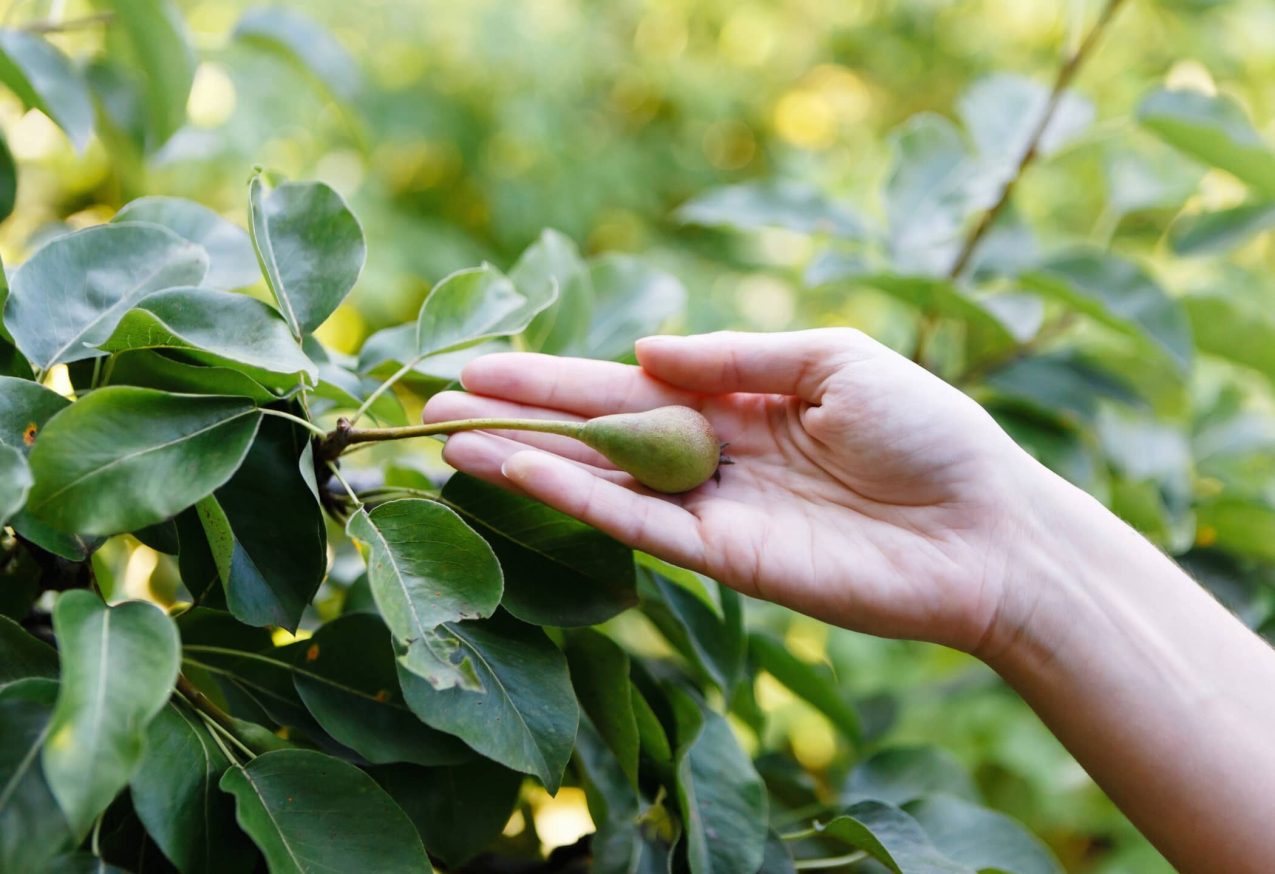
[423,329,1042,654]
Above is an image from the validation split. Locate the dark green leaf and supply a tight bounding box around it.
[106,349,286,404]
[0,131,14,222]
[233,7,361,103]
[749,633,861,747]
[249,174,366,337]
[26,388,261,536]
[759,831,797,874]
[1170,202,1275,255]
[220,748,430,873]
[0,29,93,150]
[443,473,637,627]
[0,375,68,454]
[640,570,745,694]
[293,614,473,766]
[676,180,866,238]
[0,614,58,684]
[346,498,503,680]
[585,255,686,361]
[98,0,196,148]
[372,758,524,868]
[101,287,317,388]
[667,686,767,874]
[113,196,261,290]
[42,592,181,839]
[1138,88,1275,197]
[415,263,555,357]
[397,612,578,793]
[811,801,970,874]
[843,746,979,807]
[0,443,30,526]
[906,794,1062,874]
[564,629,639,787]
[130,703,257,874]
[574,714,642,874]
[4,223,208,371]
[0,678,74,872]
[982,352,1142,425]
[1020,251,1192,374]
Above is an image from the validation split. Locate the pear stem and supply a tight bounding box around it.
[318,416,585,459]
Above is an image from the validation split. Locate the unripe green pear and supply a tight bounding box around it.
[578,406,722,493]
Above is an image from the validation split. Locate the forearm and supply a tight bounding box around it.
[984,460,1275,873]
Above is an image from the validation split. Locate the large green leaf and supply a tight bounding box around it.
[585,255,686,361]
[233,7,361,103]
[4,223,208,371]
[810,802,971,874]
[0,29,93,151]
[346,498,503,680]
[397,612,578,793]
[26,388,261,536]
[906,794,1062,874]
[0,443,30,526]
[113,196,261,290]
[749,632,861,747]
[1170,202,1275,255]
[0,679,74,872]
[372,758,524,869]
[442,473,637,627]
[106,349,285,404]
[192,415,327,630]
[415,263,555,357]
[1138,88,1275,197]
[843,746,980,807]
[668,686,767,874]
[564,629,639,787]
[220,749,430,873]
[676,180,866,238]
[130,703,257,874]
[97,0,196,148]
[639,570,745,694]
[516,229,592,355]
[42,592,181,839]
[0,614,58,684]
[292,614,473,766]
[573,714,646,874]
[1020,251,1192,374]
[248,175,366,337]
[101,287,316,389]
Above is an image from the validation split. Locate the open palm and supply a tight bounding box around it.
[423,329,1035,654]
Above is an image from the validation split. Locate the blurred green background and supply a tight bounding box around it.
[9,0,1275,870]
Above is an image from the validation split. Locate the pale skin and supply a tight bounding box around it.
[423,328,1275,873]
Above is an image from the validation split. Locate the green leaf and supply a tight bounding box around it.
[1196,497,1275,562]
[106,349,286,405]
[100,287,317,389]
[233,7,361,103]
[1170,202,1275,255]
[97,0,196,148]
[0,131,14,222]
[442,473,637,627]
[0,375,68,453]
[0,614,58,685]
[130,703,257,874]
[292,614,474,766]
[812,801,971,874]
[4,223,209,371]
[372,758,524,869]
[220,748,430,873]
[0,443,30,526]
[113,196,261,290]
[26,388,261,536]
[0,678,74,872]
[640,570,745,694]
[981,351,1142,425]
[42,592,181,839]
[306,337,406,425]
[516,229,592,355]
[573,713,643,874]
[1020,251,1193,374]
[957,73,1093,179]
[676,180,866,238]
[0,29,93,151]
[415,263,556,357]
[397,612,579,793]
[1138,88,1275,197]
[668,686,767,874]
[635,552,722,618]
[906,794,1062,874]
[585,255,686,361]
[842,746,980,807]
[193,415,327,630]
[248,174,366,337]
[856,274,1018,346]
[564,629,639,787]
[749,633,861,747]
[346,498,503,680]
[1185,292,1275,387]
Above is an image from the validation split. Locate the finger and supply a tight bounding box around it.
[423,391,615,468]
[459,352,699,418]
[502,449,705,569]
[635,328,870,402]
[443,431,633,488]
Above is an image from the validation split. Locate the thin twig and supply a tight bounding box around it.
[349,354,425,427]
[259,407,329,438]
